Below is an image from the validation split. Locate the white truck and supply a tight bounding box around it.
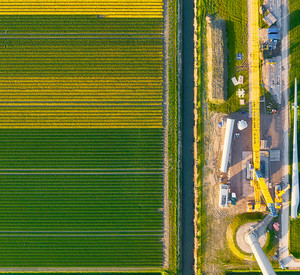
[219,184,229,207]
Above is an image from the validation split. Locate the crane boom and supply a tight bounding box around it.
[254,185,261,211]
[250,0,277,216]
[250,0,261,171]
[255,171,277,217]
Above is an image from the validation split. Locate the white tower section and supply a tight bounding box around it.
[246,232,276,275]
[291,78,299,219]
[220,119,235,173]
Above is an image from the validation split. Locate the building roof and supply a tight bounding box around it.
[268,27,279,33]
[268,33,279,40]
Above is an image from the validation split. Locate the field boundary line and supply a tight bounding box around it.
[0,230,163,233]
[0,267,162,272]
[162,0,170,268]
[0,33,163,36]
[0,234,163,237]
[0,36,163,40]
[0,172,163,175]
[0,168,163,171]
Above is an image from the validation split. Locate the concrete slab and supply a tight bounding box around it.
[241,151,271,196]
[262,55,282,104]
[236,222,267,253]
[242,151,253,198]
[270,149,280,161]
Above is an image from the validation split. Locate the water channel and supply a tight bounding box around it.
[182,0,195,273]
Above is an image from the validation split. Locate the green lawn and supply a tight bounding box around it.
[201,0,249,113]
[165,0,180,273]
[289,0,300,95]
[227,271,300,274]
[290,219,300,258]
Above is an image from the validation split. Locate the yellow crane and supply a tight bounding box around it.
[249,0,277,217]
[275,184,290,209]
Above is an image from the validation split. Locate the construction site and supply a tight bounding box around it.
[200,0,299,273]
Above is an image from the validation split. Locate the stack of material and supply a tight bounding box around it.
[263,11,277,26]
[237,88,246,98]
[232,77,239,86]
[206,15,228,103]
[238,75,244,84]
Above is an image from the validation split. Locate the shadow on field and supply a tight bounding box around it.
[289,8,300,31]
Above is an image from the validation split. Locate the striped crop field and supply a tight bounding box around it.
[0,16,164,128]
[0,129,164,267]
[0,0,163,17]
[0,0,171,270]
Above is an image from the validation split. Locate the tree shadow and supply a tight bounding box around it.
[289,8,300,32]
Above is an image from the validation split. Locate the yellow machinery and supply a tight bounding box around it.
[275,184,290,209]
[247,201,267,212]
[249,0,277,217]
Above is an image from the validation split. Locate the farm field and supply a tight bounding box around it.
[0,16,164,128]
[0,0,163,17]
[0,2,173,270]
[2,274,162,275]
[0,16,163,34]
[0,130,165,267]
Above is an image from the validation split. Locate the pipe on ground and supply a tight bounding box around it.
[291,77,299,219]
[220,118,235,173]
[246,232,276,275]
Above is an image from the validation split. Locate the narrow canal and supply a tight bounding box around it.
[182,0,195,273]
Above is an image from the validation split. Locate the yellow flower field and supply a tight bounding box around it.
[0,0,163,17]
